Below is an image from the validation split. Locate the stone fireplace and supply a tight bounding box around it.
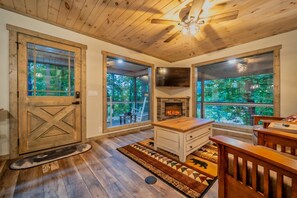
[157,97,190,121]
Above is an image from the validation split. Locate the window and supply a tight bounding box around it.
[27,43,75,96]
[103,53,153,131]
[195,51,278,126]
[107,73,150,124]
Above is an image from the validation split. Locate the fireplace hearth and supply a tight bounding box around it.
[157,97,190,121]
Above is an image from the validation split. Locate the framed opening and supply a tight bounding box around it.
[191,46,281,126]
[102,51,154,133]
[7,24,87,158]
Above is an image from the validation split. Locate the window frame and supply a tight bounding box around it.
[191,46,281,123]
[102,51,155,133]
[26,42,76,97]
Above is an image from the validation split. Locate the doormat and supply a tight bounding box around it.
[10,143,91,170]
[117,138,218,198]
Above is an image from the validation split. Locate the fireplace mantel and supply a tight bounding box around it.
[157,97,190,121]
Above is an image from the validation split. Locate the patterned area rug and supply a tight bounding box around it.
[10,143,92,170]
[117,138,218,198]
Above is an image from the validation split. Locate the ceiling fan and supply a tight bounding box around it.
[151,0,239,43]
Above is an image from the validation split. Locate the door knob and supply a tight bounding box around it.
[75,91,80,99]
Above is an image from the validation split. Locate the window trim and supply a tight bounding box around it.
[191,45,281,120]
[102,51,155,133]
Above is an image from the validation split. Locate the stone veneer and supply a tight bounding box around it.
[157,97,190,121]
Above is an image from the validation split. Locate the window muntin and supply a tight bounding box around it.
[27,43,75,96]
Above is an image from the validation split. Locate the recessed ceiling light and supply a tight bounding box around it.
[228,59,237,64]
[117,59,124,63]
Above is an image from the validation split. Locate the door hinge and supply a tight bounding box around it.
[17,139,20,146]
[16,41,20,50]
[17,91,19,98]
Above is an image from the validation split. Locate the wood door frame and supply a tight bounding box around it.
[191,45,282,119]
[7,24,87,159]
[102,51,155,133]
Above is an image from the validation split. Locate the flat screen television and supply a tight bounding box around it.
[156,67,190,87]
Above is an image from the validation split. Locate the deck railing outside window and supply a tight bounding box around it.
[196,52,274,126]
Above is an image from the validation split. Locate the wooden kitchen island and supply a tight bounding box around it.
[152,117,214,162]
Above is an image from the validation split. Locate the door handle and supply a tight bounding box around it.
[75,91,80,99]
[72,101,80,105]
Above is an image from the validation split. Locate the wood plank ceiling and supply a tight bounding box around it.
[1,0,297,62]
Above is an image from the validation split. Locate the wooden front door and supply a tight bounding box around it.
[18,34,82,154]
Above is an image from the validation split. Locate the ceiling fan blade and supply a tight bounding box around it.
[188,0,205,21]
[164,31,181,43]
[138,26,175,50]
[203,10,239,23]
[151,19,181,25]
[203,24,225,47]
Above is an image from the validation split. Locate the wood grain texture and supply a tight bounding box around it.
[153,117,214,132]
[7,25,87,158]
[0,0,296,62]
[191,65,197,117]
[253,115,284,126]
[8,30,18,159]
[211,135,297,174]
[0,130,218,198]
[273,48,281,117]
[17,34,82,154]
[211,135,297,198]
[255,128,297,156]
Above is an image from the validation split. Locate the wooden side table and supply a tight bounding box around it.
[152,117,214,162]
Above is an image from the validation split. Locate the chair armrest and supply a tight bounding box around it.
[254,128,297,140]
[254,128,297,154]
[252,115,284,127]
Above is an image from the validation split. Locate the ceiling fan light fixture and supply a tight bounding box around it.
[189,22,199,35]
[182,27,189,35]
[237,59,249,73]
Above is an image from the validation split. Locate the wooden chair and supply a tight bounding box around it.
[254,128,297,156]
[210,135,297,198]
[132,97,147,122]
[252,115,284,128]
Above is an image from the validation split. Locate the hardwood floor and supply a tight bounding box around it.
[0,130,218,198]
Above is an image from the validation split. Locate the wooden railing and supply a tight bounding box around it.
[197,102,274,126]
